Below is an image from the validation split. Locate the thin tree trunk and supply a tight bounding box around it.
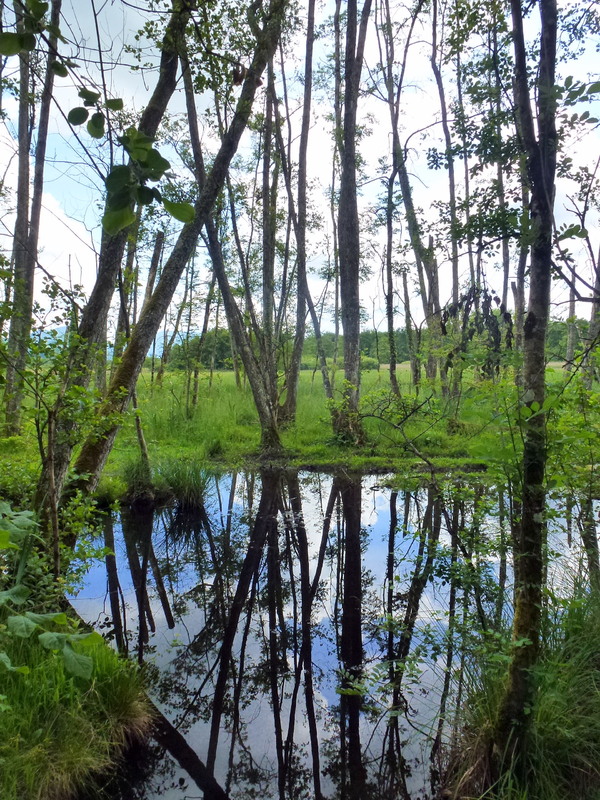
[336,0,372,442]
[63,0,287,498]
[3,1,32,434]
[494,0,557,774]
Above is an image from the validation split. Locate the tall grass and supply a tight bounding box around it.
[0,630,151,800]
[154,456,211,508]
[449,591,600,800]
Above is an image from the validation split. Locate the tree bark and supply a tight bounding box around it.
[494,0,557,775]
[65,0,287,496]
[335,0,372,442]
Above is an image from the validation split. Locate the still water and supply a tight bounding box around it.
[71,470,584,800]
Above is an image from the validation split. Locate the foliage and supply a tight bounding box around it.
[448,591,600,800]
[0,500,152,800]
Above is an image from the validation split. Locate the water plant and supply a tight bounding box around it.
[154,455,211,508]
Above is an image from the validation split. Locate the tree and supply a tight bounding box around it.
[3,0,62,434]
[493,0,557,776]
[65,0,288,496]
[336,0,372,442]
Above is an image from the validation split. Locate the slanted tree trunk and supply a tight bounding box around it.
[35,0,190,513]
[181,42,283,452]
[64,0,287,498]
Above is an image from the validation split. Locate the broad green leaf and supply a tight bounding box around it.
[26,0,49,20]
[7,614,38,637]
[0,529,18,550]
[25,610,68,626]
[0,32,24,56]
[0,585,30,606]
[51,61,68,77]
[107,186,135,211]
[105,164,133,193]
[136,185,155,205]
[163,199,195,223]
[105,98,124,111]
[78,87,101,106]
[18,32,37,51]
[588,81,600,94]
[38,630,69,650]
[0,652,29,674]
[102,206,137,235]
[67,107,89,125]
[87,111,105,139]
[141,147,170,179]
[62,644,93,679]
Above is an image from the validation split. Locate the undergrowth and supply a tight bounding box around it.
[448,591,600,800]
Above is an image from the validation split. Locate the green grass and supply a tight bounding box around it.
[449,591,600,800]
[0,624,151,800]
[5,361,599,503]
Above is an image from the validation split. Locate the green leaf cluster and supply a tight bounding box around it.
[101,126,195,234]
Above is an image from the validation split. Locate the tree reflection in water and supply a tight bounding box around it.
[74,470,505,800]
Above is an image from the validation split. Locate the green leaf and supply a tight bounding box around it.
[18,32,37,51]
[0,652,29,675]
[140,148,171,180]
[38,630,69,650]
[25,611,68,626]
[163,199,195,223]
[136,185,155,205]
[102,206,137,235]
[588,81,600,95]
[105,98,124,111]
[0,585,29,606]
[0,529,18,550]
[78,87,101,106]
[62,644,93,679]
[26,0,49,20]
[0,33,24,56]
[105,164,133,193]
[67,107,89,126]
[107,186,136,211]
[7,614,38,637]
[51,61,68,77]
[87,111,105,139]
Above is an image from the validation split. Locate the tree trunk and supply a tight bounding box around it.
[35,0,190,512]
[494,0,557,776]
[3,1,32,434]
[335,0,372,443]
[64,0,287,497]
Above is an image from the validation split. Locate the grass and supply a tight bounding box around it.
[3,361,598,504]
[0,623,152,800]
[448,591,600,800]
[0,499,152,800]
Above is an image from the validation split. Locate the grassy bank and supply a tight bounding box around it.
[0,503,152,800]
[447,591,600,800]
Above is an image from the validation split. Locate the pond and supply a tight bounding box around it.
[71,469,587,800]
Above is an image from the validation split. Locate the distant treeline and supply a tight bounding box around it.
[161,318,587,371]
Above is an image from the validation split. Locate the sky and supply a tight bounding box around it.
[1,0,600,340]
